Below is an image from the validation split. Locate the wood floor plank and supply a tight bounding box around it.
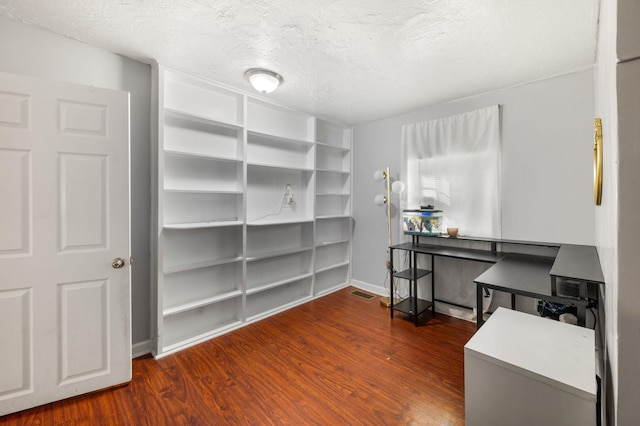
[1,286,476,425]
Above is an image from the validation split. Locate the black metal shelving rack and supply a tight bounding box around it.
[389,238,434,326]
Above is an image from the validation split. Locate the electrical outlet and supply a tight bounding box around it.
[284,184,294,207]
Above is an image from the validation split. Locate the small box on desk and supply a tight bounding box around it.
[402,209,443,236]
[554,278,582,300]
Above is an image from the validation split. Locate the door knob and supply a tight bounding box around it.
[112,257,126,269]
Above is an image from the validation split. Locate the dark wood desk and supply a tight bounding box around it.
[473,253,583,328]
[389,242,505,324]
[549,244,605,302]
[389,236,605,328]
[390,242,506,264]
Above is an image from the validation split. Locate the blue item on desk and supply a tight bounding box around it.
[538,300,577,320]
[403,209,443,236]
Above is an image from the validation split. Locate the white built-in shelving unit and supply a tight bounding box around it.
[314,119,352,295]
[151,66,352,357]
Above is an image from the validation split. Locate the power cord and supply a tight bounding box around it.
[250,191,287,222]
[383,249,405,300]
[588,299,598,330]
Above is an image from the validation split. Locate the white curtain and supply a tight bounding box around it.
[401,105,501,238]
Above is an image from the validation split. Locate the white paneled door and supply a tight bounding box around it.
[0,72,131,416]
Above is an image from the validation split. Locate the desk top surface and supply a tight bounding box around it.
[473,253,556,298]
[404,233,562,248]
[392,238,605,289]
[550,244,604,284]
[390,242,505,263]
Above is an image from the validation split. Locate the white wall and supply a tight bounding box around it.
[352,70,595,297]
[594,0,618,423]
[608,0,640,423]
[614,61,640,425]
[0,16,152,346]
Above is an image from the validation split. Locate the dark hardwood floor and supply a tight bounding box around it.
[1,287,476,425]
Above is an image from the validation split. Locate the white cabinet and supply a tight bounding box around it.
[464,308,597,426]
[152,66,352,356]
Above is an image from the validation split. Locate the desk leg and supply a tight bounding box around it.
[413,250,418,326]
[476,283,484,329]
[577,282,588,327]
[577,304,586,327]
[511,293,516,310]
[414,280,419,326]
[389,247,394,318]
[431,254,435,315]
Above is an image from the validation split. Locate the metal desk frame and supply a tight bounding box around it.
[389,235,604,329]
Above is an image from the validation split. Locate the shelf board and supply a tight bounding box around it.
[315,261,350,274]
[247,246,314,262]
[162,289,243,317]
[392,297,433,317]
[164,185,243,193]
[247,130,314,147]
[161,318,243,355]
[164,148,243,163]
[164,220,243,229]
[245,295,313,324]
[164,188,243,195]
[247,162,313,172]
[315,141,351,152]
[315,238,350,247]
[316,192,350,197]
[393,268,432,280]
[164,107,242,131]
[316,168,350,174]
[315,214,351,220]
[247,217,314,226]
[163,256,243,274]
[314,282,350,297]
[246,272,314,296]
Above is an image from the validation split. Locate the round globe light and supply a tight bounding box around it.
[391,180,405,194]
[374,194,387,206]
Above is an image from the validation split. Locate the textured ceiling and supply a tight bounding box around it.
[0,0,599,125]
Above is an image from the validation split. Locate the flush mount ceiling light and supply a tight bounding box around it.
[244,68,283,94]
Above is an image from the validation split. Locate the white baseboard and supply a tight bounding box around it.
[350,279,387,296]
[132,339,153,359]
